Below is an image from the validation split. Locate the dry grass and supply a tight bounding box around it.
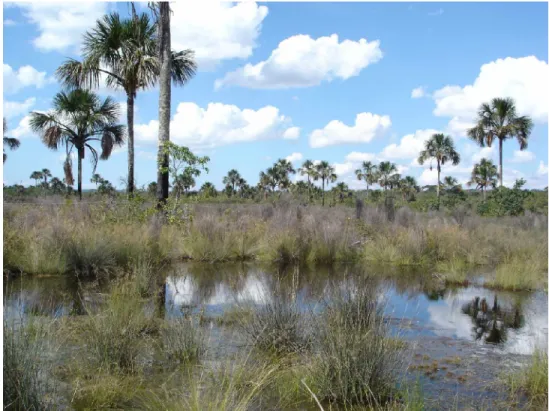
[4,201,547,290]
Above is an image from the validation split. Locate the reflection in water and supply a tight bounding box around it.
[461,295,524,344]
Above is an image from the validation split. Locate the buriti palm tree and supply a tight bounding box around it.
[315,161,337,206]
[41,168,52,185]
[400,176,420,201]
[467,97,533,187]
[56,11,196,197]
[298,160,317,203]
[443,176,459,190]
[3,118,20,163]
[417,133,460,199]
[468,158,498,200]
[223,169,242,194]
[355,161,378,197]
[30,171,43,186]
[377,161,397,194]
[29,89,125,200]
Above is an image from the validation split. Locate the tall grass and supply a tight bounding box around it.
[504,349,548,408]
[4,201,547,290]
[3,316,55,410]
[161,316,205,364]
[305,280,405,407]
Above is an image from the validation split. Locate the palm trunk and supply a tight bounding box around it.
[436,160,441,199]
[322,178,325,206]
[77,147,83,201]
[498,138,503,187]
[127,93,135,196]
[156,2,171,209]
[483,186,486,200]
[366,183,369,198]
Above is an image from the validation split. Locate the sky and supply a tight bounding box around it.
[2,1,548,191]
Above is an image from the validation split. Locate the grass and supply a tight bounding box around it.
[305,280,405,407]
[3,201,547,290]
[3,316,56,410]
[160,315,206,364]
[503,349,548,409]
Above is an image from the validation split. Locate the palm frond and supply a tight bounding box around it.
[171,49,197,86]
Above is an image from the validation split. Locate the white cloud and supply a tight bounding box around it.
[137,151,156,161]
[344,152,376,163]
[418,165,471,186]
[431,56,549,136]
[285,152,303,163]
[4,19,16,26]
[3,98,36,119]
[3,64,54,94]
[10,115,33,139]
[17,2,109,53]
[309,112,391,148]
[58,152,77,163]
[537,161,548,175]
[471,146,495,163]
[282,127,300,140]
[171,1,268,69]
[509,150,535,163]
[134,102,298,150]
[380,129,438,160]
[411,86,427,98]
[215,34,382,89]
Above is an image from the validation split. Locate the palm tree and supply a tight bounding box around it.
[29,89,125,200]
[56,11,196,197]
[3,118,20,163]
[417,133,460,199]
[223,169,242,194]
[355,161,378,197]
[377,161,398,194]
[275,159,296,176]
[41,168,52,185]
[200,182,217,198]
[49,177,66,194]
[334,182,350,203]
[298,159,317,203]
[400,176,420,201]
[237,177,247,197]
[443,176,459,190]
[30,171,43,186]
[315,161,337,206]
[468,158,498,200]
[91,173,103,187]
[387,173,401,190]
[467,97,533,187]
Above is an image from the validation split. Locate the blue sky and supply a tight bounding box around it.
[3,1,548,190]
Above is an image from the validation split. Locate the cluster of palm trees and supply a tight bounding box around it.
[297,160,337,206]
[23,4,196,201]
[27,168,67,194]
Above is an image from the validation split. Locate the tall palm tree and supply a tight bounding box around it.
[417,133,460,199]
[3,118,20,163]
[298,159,317,203]
[315,161,337,206]
[377,161,398,194]
[30,171,43,186]
[355,161,378,197]
[400,176,420,201]
[56,11,196,197]
[334,182,350,203]
[223,169,242,193]
[467,97,533,187]
[468,158,498,200]
[200,182,217,198]
[41,168,52,185]
[29,89,125,200]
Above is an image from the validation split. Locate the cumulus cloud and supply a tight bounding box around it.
[17,2,110,53]
[215,34,383,89]
[411,86,427,98]
[285,152,303,163]
[4,19,16,26]
[509,150,535,163]
[10,115,33,139]
[344,152,376,163]
[134,102,298,150]
[3,64,55,94]
[171,1,268,69]
[282,127,300,140]
[379,129,438,160]
[3,98,36,119]
[471,146,496,163]
[537,161,548,175]
[309,112,391,148]
[418,165,471,186]
[431,56,549,136]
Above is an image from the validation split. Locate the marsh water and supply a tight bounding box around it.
[4,263,548,409]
